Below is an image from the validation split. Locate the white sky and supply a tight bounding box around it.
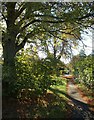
[0,42,2,58]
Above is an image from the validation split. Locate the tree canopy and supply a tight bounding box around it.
[1,2,94,55]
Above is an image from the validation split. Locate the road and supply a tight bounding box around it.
[67,80,94,120]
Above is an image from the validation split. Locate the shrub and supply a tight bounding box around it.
[15,51,61,98]
[73,55,94,90]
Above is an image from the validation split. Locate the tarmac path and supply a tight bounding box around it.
[67,80,94,120]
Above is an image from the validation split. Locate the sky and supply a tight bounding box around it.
[0,42,2,58]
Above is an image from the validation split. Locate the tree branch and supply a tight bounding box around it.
[75,21,94,30]
[15,31,34,52]
[15,37,27,53]
[15,3,26,20]
[48,30,75,41]
[57,42,65,60]
[78,13,94,20]
[1,12,7,23]
[32,14,63,20]
[72,33,86,49]
[19,19,65,32]
[19,19,37,32]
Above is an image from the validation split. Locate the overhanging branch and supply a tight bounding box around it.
[15,31,34,52]
[19,19,37,32]
[32,14,63,20]
[15,3,26,20]
[78,13,94,21]
[19,19,65,32]
[15,36,27,53]
[1,13,7,23]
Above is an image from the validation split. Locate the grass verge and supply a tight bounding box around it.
[77,83,94,100]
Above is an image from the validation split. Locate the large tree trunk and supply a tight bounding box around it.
[2,3,22,118]
[2,34,17,97]
[2,3,18,97]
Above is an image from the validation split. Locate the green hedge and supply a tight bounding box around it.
[73,55,94,90]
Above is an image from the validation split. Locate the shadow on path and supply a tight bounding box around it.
[50,87,94,120]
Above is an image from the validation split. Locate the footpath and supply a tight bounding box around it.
[67,79,94,120]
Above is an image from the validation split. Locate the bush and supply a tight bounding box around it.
[73,55,94,90]
[15,51,61,98]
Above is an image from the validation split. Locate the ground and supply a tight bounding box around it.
[2,77,94,119]
[67,79,94,120]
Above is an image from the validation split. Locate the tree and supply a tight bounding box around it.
[79,49,86,59]
[1,2,94,96]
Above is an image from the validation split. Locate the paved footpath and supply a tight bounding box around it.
[67,80,94,120]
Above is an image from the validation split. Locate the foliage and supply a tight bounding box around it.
[15,50,65,98]
[70,53,94,90]
[1,2,94,97]
[16,76,68,119]
[1,2,94,56]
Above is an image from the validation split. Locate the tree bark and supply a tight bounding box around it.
[53,38,57,60]
[2,32,17,97]
[2,3,18,97]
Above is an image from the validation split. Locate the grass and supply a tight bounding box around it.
[50,76,68,101]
